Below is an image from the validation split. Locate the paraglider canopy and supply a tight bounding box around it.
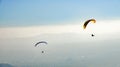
[83,19,96,29]
[35,41,47,47]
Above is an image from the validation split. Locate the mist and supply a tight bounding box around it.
[0,32,120,67]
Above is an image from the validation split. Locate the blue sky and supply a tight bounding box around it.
[0,0,120,27]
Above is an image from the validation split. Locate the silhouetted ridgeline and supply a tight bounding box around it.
[0,63,14,67]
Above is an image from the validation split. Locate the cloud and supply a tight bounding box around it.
[0,32,120,67]
[0,24,81,38]
[0,19,120,39]
[0,19,120,66]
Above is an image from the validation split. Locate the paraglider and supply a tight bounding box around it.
[83,19,96,37]
[83,19,96,29]
[35,41,48,53]
[91,34,95,37]
[41,51,44,53]
[35,41,47,47]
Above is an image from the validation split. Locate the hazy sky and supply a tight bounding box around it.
[1,0,120,67]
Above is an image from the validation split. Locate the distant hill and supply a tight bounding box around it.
[0,63,14,67]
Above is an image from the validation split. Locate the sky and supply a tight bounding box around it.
[0,0,120,27]
[1,0,120,67]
